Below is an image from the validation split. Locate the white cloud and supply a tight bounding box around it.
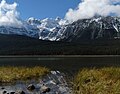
[0,0,22,27]
[65,0,120,22]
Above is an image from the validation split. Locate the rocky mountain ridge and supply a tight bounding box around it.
[0,16,119,42]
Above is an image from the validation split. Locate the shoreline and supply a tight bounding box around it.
[0,55,120,58]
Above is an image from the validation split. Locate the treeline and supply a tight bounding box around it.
[0,34,120,55]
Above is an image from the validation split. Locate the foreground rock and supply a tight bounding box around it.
[10,91,15,94]
[2,90,7,94]
[27,84,35,91]
[0,71,72,94]
[15,90,25,94]
[40,85,51,93]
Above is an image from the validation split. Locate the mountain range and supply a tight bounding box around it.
[0,16,119,42]
[0,16,119,55]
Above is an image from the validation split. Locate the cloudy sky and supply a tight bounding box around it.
[4,0,80,20]
[0,0,120,23]
[65,0,120,22]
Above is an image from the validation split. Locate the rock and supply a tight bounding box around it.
[3,90,7,94]
[15,90,25,94]
[1,87,5,90]
[10,92,15,94]
[51,71,57,75]
[41,86,51,93]
[27,84,35,91]
[0,71,72,94]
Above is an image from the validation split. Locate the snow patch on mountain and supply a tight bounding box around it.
[26,17,68,41]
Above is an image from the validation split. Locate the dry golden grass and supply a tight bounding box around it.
[0,66,49,83]
[74,67,120,94]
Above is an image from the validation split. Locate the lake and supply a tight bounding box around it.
[0,55,120,74]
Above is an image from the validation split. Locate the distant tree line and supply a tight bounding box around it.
[0,34,120,55]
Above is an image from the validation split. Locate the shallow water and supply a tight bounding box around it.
[0,71,72,94]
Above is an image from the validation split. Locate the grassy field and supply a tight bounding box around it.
[74,67,120,94]
[0,66,49,83]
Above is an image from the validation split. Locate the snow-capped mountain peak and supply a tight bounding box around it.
[40,18,60,28]
[0,16,119,42]
[27,17,41,26]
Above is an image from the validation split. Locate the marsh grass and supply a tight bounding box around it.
[0,66,49,83]
[74,67,120,94]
